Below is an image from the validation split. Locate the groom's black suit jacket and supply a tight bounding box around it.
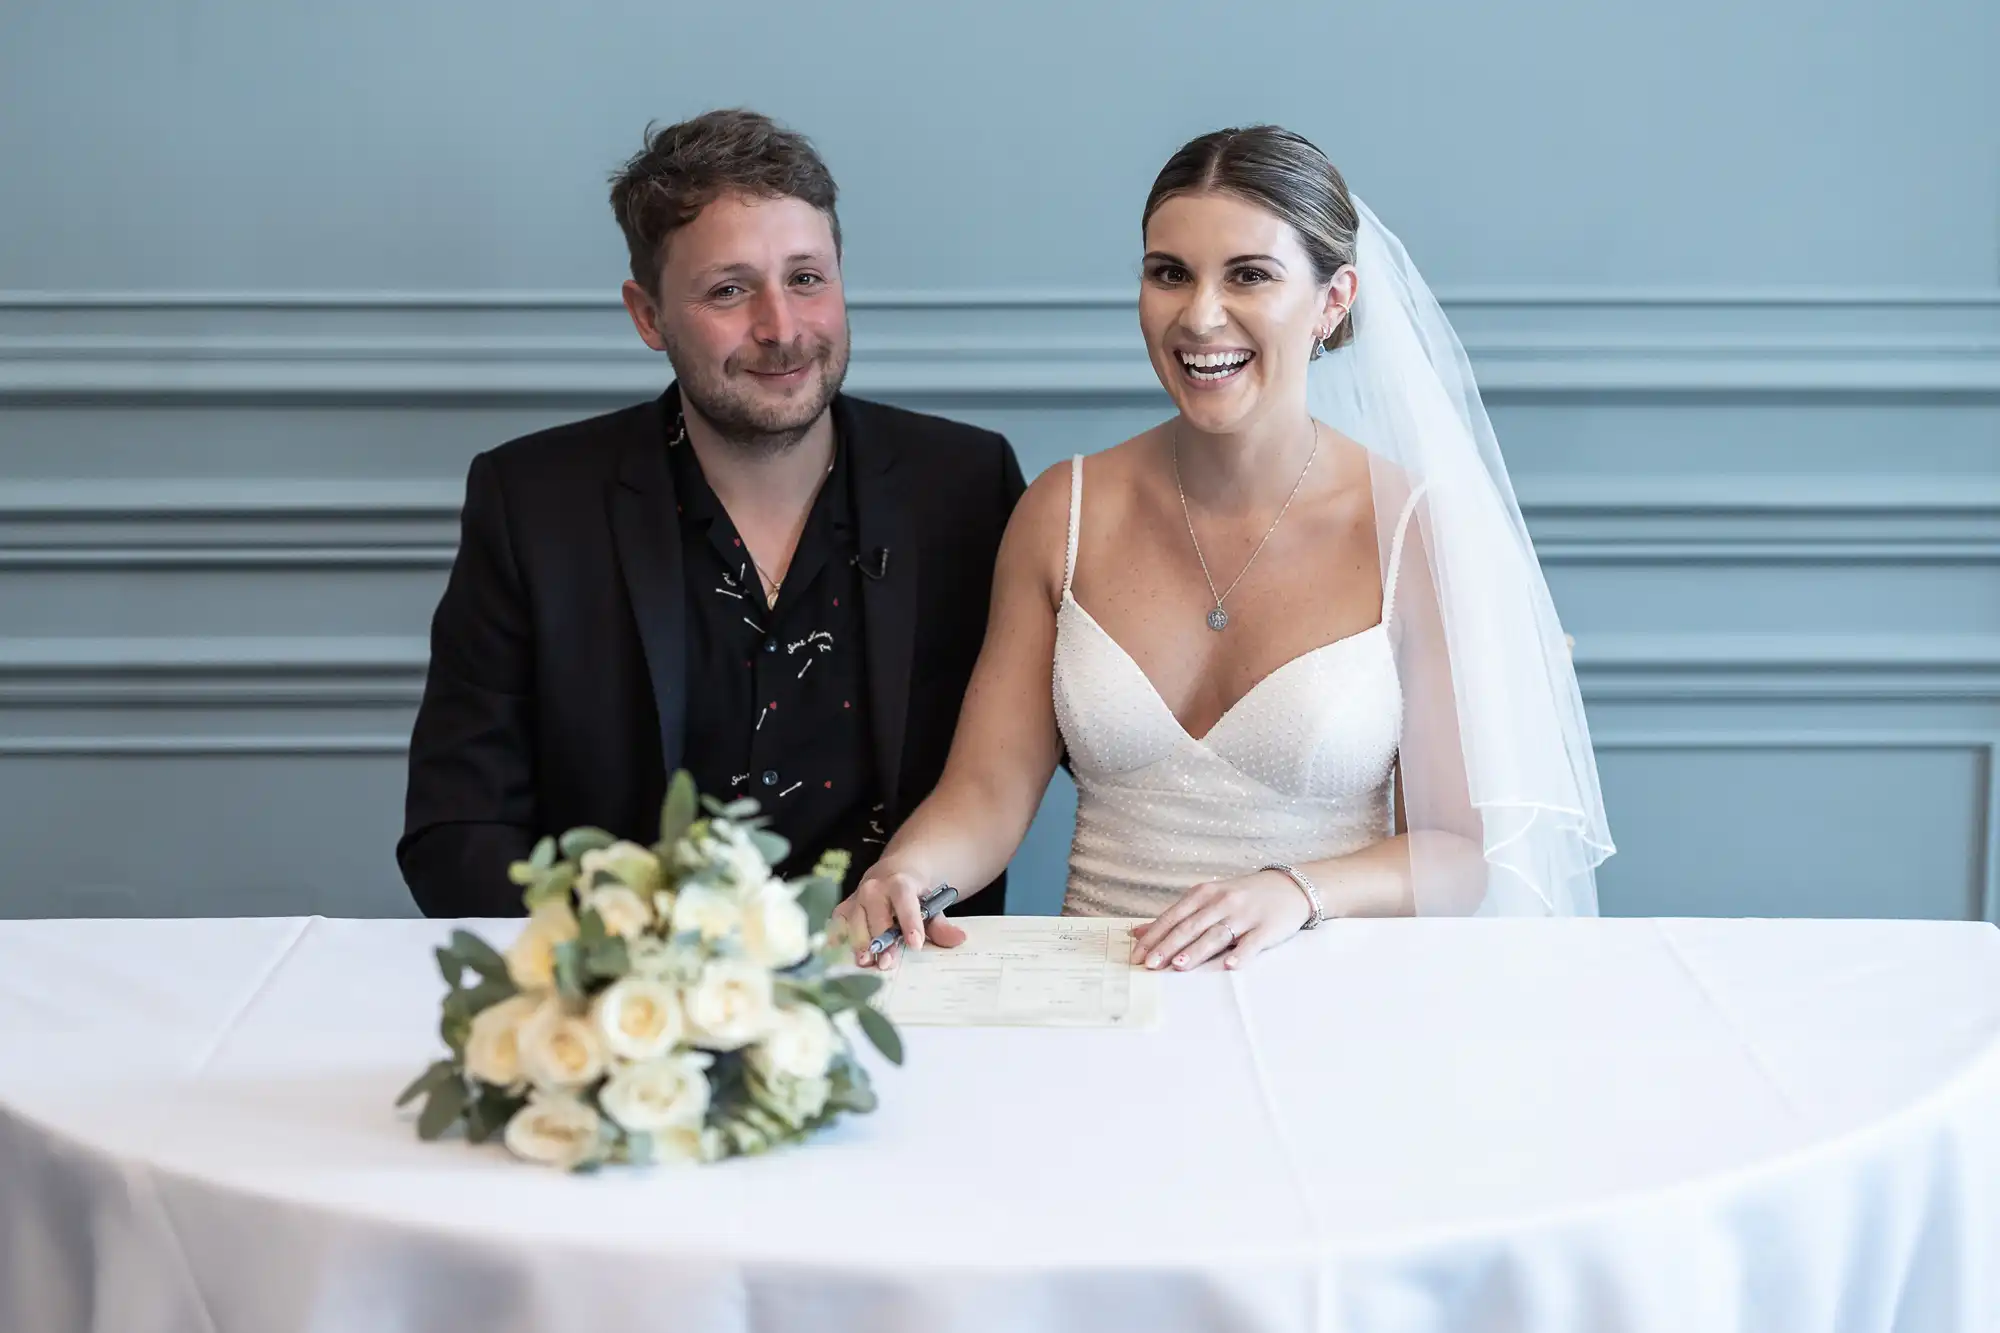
[400,386,1024,918]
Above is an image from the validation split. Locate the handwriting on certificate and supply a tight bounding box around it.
[873,917,1161,1028]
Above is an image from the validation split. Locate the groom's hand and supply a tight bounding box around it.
[835,866,967,970]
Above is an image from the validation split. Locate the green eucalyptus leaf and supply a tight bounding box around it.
[416,1077,469,1141]
[856,1005,904,1067]
[522,862,577,911]
[396,1059,457,1108]
[622,1131,655,1166]
[451,930,509,984]
[825,973,883,1006]
[577,908,608,952]
[461,975,516,1015]
[560,826,617,860]
[530,836,558,871]
[507,861,538,886]
[660,770,699,848]
[440,1008,472,1057]
[434,946,464,989]
[773,978,819,1007]
[796,879,839,934]
[585,936,630,982]
[747,828,790,868]
[552,940,585,1001]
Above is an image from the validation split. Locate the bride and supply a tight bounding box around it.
[834,125,1613,972]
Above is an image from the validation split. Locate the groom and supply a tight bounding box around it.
[400,109,1025,918]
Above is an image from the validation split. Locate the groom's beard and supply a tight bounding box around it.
[666,326,851,457]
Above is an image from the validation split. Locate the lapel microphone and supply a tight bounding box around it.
[852,547,891,580]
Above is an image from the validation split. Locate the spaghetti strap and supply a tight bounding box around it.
[1062,455,1083,599]
[1381,484,1429,625]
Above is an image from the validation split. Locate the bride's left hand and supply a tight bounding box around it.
[1129,869,1314,972]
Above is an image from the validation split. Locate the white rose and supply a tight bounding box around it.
[591,976,685,1062]
[671,881,743,942]
[502,1091,602,1170]
[750,1070,831,1130]
[505,899,579,991]
[517,996,608,1091]
[579,841,665,896]
[716,828,773,892]
[582,884,653,941]
[597,1052,714,1133]
[684,959,777,1050]
[739,883,812,968]
[464,992,541,1088]
[749,1002,840,1080]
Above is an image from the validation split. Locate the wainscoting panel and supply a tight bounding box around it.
[0,292,1994,919]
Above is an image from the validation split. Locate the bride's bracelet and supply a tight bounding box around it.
[1262,863,1327,930]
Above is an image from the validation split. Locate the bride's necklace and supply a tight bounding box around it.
[1173,420,1319,632]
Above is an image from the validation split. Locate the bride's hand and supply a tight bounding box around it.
[1130,870,1314,972]
[832,864,968,970]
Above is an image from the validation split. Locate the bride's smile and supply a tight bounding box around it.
[1140,189,1352,437]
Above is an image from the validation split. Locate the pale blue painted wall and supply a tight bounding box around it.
[0,0,1995,920]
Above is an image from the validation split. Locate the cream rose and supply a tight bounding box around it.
[597,1052,713,1133]
[463,992,541,1088]
[505,899,579,991]
[502,1091,602,1170]
[739,883,812,968]
[579,841,665,896]
[590,975,684,1062]
[582,884,653,941]
[671,881,743,942]
[517,996,607,1091]
[749,1002,840,1081]
[684,959,777,1050]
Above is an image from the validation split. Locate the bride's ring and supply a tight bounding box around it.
[1221,922,1238,943]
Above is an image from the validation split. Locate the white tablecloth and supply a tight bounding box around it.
[1,916,1997,1333]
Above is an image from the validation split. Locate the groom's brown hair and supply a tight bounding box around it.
[609,109,842,295]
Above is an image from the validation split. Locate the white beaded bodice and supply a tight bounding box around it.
[1053,455,1422,918]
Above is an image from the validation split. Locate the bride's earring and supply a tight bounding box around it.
[1309,327,1328,362]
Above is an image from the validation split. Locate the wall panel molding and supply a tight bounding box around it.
[5,476,1996,571]
[3,289,1997,399]
[1593,729,2000,924]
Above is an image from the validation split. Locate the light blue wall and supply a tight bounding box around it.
[1,0,1995,920]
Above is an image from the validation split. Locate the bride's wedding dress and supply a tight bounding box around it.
[1053,456,1428,917]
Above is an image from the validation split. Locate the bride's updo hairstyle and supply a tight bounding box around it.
[1142,126,1361,353]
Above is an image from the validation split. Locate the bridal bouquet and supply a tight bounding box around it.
[396,771,900,1170]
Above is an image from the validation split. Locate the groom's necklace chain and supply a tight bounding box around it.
[1173,420,1319,633]
[745,455,836,605]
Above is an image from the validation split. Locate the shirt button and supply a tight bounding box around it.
[761,770,779,786]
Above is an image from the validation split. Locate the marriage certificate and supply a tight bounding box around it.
[873,916,1161,1028]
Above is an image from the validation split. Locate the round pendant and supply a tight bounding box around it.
[1206,606,1230,632]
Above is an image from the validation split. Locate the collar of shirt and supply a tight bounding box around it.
[665,409,858,600]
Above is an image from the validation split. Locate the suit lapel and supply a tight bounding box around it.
[844,398,919,817]
[607,391,689,773]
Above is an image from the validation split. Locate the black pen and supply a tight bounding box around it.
[865,885,960,957]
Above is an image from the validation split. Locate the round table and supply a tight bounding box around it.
[2,915,1997,1333]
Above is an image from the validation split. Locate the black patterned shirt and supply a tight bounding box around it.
[668,430,882,883]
